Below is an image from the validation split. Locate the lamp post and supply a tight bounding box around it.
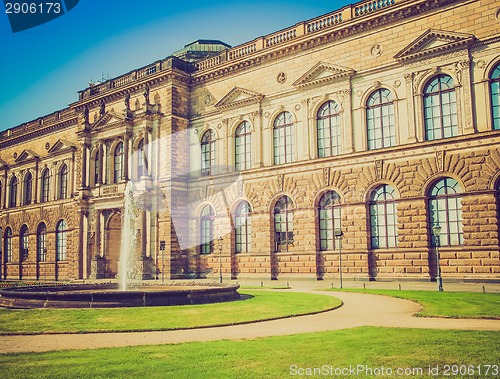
[334,229,343,289]
[431,225,443,292]
[218,236,223,283]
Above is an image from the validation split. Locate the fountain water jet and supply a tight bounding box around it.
[119,181,138,291]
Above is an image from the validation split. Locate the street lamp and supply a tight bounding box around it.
[431,225,443,292]
[218,236,223,283]
[334,229,343,289]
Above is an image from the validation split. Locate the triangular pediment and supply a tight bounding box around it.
[214,87,264,110]
[47,139,77,154]
[14,149,39,163]
[293,62,355,88]
[93,111,130,129]
[394,29,475,62]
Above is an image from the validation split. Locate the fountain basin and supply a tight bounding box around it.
[0,282,240,308]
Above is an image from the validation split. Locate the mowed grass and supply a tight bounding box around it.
[327,288,500,318]
[1,327,498,378]
[0,291,341,335]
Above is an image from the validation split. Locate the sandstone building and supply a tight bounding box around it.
[1,0,500,282]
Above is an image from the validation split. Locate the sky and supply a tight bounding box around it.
[0,0,351,132]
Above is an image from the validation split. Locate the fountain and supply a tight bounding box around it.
[0,183,240,308]
[118,181,138,291]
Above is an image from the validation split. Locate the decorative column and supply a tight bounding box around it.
[250,109,262,168]
[104,140,111,185]
[340,88,354,153]
[301,98,311,160]
[124,133,131,182]
[81,143,89,188]
[90,209,105,279]
[80,211,89,278]
[34,160,39,204]
[456,59,474,135]
[404,73,417,143]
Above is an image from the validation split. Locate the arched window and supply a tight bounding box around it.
[41,169,50,203]
[201,130,216,177]
[200,205,214,254]
[235,122,251,171]
[0,181,2,209]
[429,178,463,246]
[56,220,68,261]
[9,176,17,208]
[137,139,146,179]
[235,201,252,253]
[318,191,342,251]
[20,225,29,262]
[369,185,398,249]
[94,151,100,186]
[37,223,47,262]
[59,164,68,199]
[424,75,458,140]
[490,62,500,130]
[23,172,32,206]
[367,89,395,150]
[114,142,124,183]
[274,196,294,252]
[317,101,341,157]
[4,227,12,263]
[273,111,295,165]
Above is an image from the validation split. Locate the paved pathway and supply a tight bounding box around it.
[0,290,499,354]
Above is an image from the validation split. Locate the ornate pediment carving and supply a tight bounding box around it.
[14,149,39,163]
[0,157,8,167]
[92,111,131,130]
[47,139,77,154]
[293,62,355,88]
[394,29,475,62]
[214,87,264,110]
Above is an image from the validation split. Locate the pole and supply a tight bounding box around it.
[162,246,164,283]
[339,237,343,289]
[218,237,223,284]
[436,242,443,292]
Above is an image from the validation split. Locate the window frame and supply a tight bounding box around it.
[37,223,47,262]
[56,220,68,261]
[428,177,463,247]
[200,205,214,254]
[4,227,12,263]
[59,164,68,199]
[423,74,458,141]
[114,142,124,184]
[201,130,216,177]
[235,201,252,254]
[274,196,294,252]
[9,176,17,208]
[273,111,295,165]
[23,172,32,206]
[41,169,50,203]
[318,191,342,251]
[366,89,396,150]
[235,122,252,171]
[317,101,341,158]
[20,225,29,262]
[490,62,500,131]
[369,184,398,249]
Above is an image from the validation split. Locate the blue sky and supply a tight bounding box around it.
[0,0,349,131]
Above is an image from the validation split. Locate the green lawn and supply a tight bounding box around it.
[1,327,498,378]
[0,290,341,335]
[326,288,500,319]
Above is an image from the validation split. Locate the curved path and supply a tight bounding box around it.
[0,290,499,354]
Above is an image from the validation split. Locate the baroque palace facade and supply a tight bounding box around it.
[1,0,500,282]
